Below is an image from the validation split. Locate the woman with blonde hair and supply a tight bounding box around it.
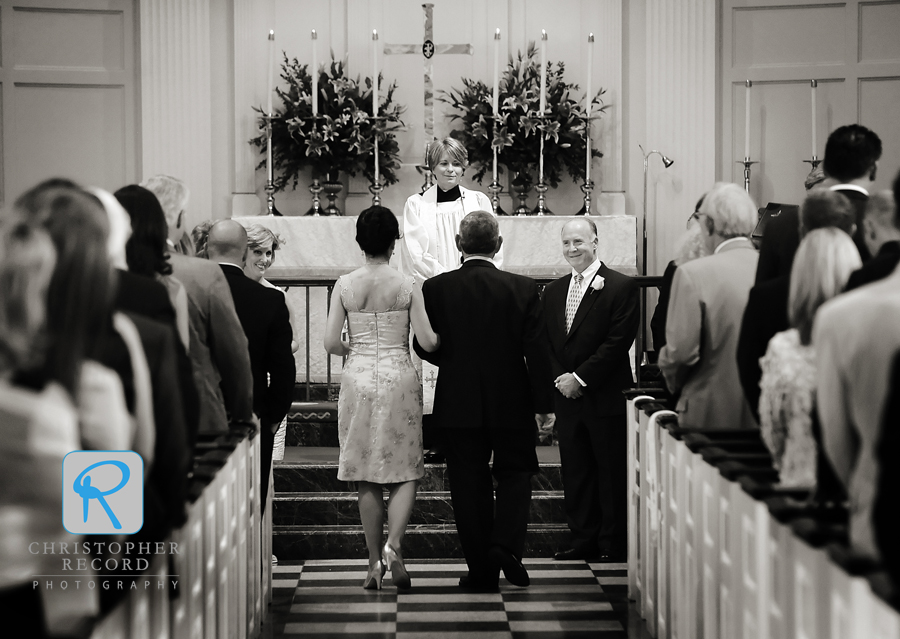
[758,227,861,488]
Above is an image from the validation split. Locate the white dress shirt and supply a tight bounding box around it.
[566,259,602,386]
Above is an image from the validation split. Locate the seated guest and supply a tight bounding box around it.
[658,182,758,430]
[822,123,883,262]
[737,190,856,422]
[874,350,900,589]
[758,228,860,488]
[135,182,253,432]
[814,169,900,558]
[650,194,709,353]
[206,220,295,505]
[845,191,900,290]
[115,184,191,350]
[754,166,828,286]
[0,219,79,637]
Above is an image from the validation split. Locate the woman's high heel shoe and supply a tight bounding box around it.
[382,542,411,590]
[363,559,385,590]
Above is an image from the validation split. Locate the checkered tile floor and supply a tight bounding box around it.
[264,558,650,638]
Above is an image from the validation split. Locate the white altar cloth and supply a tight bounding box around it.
[231,215,637,382]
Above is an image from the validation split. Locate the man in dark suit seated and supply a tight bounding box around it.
[822,124,883,263]
[846,191,900,291]
[736,190,856,421]
[414,211,554,591]
[543,218,640,563]
[206,220,295,506]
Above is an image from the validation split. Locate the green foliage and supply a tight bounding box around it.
[251,54,406,191]
[440,43,607,189]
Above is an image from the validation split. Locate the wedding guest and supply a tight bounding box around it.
[192,219,214,259]
[845,191,900,290]
[659,182,759,430]
[0,219,78,637]
[736,190,856,422]
[325,206,440,591]
[758,228,860,488]
[815,168,900,559]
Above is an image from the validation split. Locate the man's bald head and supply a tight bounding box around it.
[561,217,598,240]
[206,219,248,264]
[456,210,501,257]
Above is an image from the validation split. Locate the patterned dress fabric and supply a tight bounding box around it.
[758,329,818,488]
[337,275,424,483]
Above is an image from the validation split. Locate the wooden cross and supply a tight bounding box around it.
[384,3,473,155]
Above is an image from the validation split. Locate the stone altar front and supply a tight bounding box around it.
[232,215,637,382]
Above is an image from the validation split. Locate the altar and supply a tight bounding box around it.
[232,214,637,382]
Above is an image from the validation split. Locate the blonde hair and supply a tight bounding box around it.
[0,220,57,373]
[426,138,468,172]
[243,223,284,252]
[788,227,861,345]
[700,182,757,239]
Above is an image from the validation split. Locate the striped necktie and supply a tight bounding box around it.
[565,273,584,333]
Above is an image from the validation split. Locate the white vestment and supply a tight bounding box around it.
[398,184,503,413]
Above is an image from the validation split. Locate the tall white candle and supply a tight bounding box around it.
[372,30,379,117]
[744,80,751,160]
[493,147,498,185]
[493,29,500,115]
[311,30,318,115]
[539,30,547,115]
[373,30,379,184]
[585,33,593,182]
[811,79,818,159]
[267,30,275,115]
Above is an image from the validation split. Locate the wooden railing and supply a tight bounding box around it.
[88,427,273,639]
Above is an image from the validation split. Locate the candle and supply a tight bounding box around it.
[492,147,498,185]
[811,79,818,159]
[374,137,380,186]
[373,30,379,185]
[744,80,751,160]
[539,30,548,114]
[493,29,500,115]
[585,33,593,182]
[267,30,275,115]
[311,30,318,115]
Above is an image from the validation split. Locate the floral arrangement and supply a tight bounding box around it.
[251,54,406,191]
[440,43,607,189]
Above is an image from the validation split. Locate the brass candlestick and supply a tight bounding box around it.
[263,113,276,215]
[578,180,595,215]
[738,158,758,192]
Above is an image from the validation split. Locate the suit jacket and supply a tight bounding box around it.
[414,259,552,429]
[736,274,790,422]
[874,350,900,582]
[659,238,758,430]
[543,263,639,419]
[831,186,872,263]
[846,241,900,291]
[125,312,190,538]
[649,260,677,351]
[755,207,800,285]
[219,264,295,428]
[814,264,900,557]
[169,253,253,432]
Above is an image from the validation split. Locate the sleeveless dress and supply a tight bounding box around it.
[336,274,424,483]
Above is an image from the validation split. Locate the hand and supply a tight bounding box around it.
[554,373,583,399]
[535,413,556,442]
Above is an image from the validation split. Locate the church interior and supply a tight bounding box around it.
[2,0,900,637]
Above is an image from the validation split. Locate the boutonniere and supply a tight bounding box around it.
[589,275,605,292]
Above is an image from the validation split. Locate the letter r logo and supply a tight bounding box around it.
[63,451,143,535]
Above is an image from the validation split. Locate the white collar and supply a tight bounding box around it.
[463,255,494,263]
[714,237,750,254]
[572,258,602,282]
[830,184,869,196]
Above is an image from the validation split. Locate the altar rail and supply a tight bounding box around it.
[88,427,274,639]
[625,391,900,639]
[268,274,664,399]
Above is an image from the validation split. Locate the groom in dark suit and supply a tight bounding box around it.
[415,211,554,591]
[543,218,639,562]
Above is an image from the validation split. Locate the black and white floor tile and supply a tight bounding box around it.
[264,559,650,638]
